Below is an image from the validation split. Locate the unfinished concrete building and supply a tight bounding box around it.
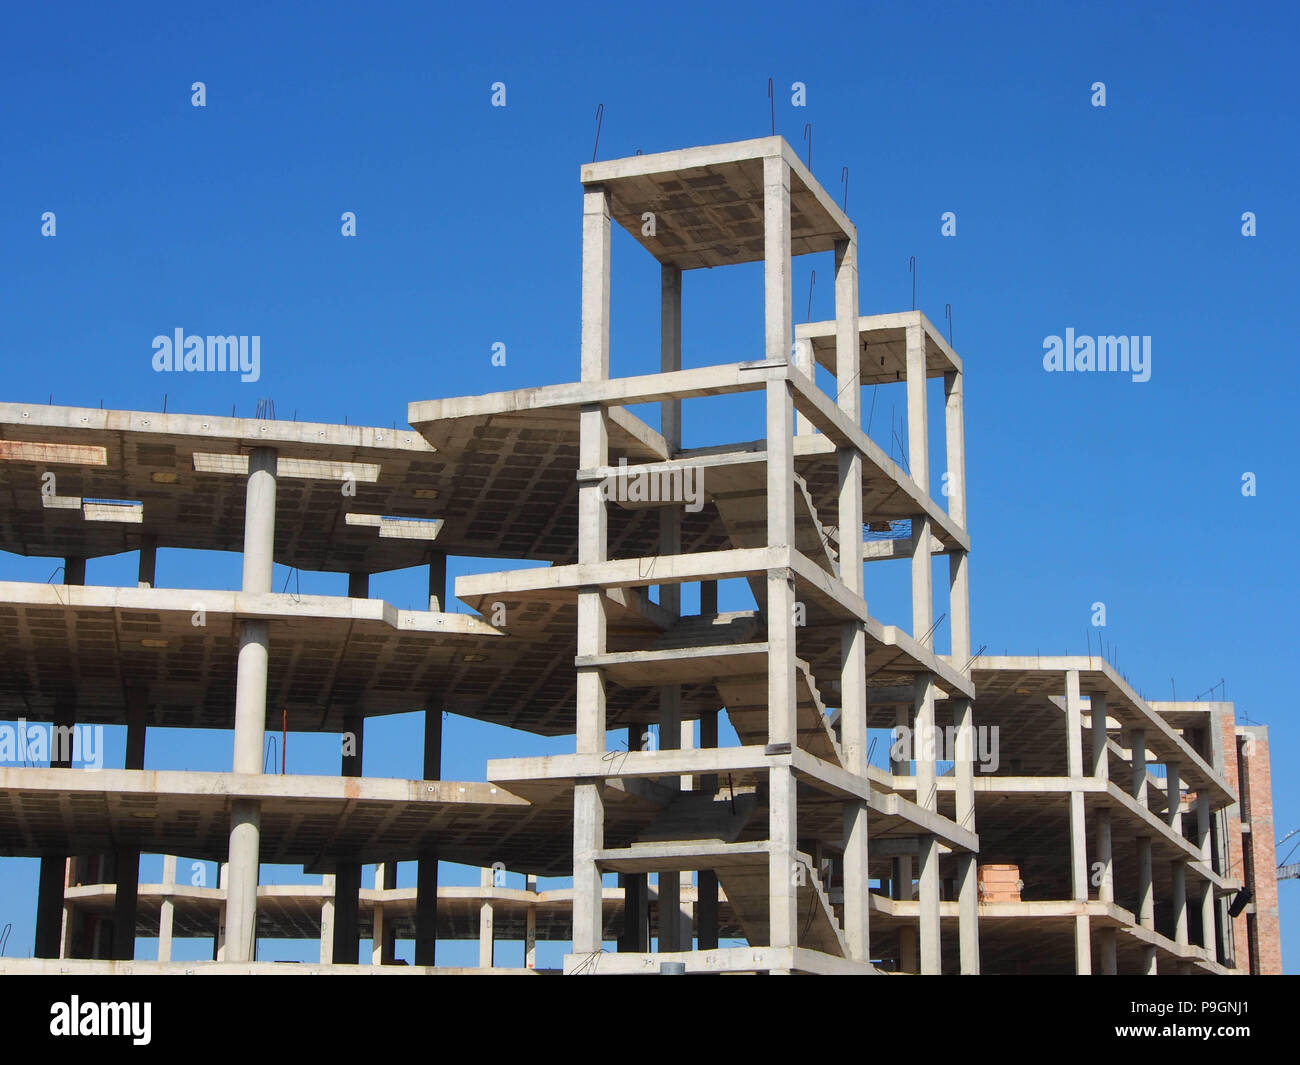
[0,137,1280,974]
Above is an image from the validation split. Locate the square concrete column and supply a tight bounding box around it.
[1197,793,1216,952]
[832,237,870,966]
[415,701,442,966]
[952,697,979,973]
[111,688,148,960]
[372,862,397,965]
[697,710,720,951]
[34,699,76,958]
[478,866,496,968]
[226,446,276,964]
[157,854,177,962]
[656,265,686,951]
[1065,670,1091,973]
[137,534,156,589]
[525,874,538,968]
[913,676,940,974]
[319,873,335,963]
[575,182,611,958]
[332,712,364,964]
[762,155,795,966]
[1090,692,1109,778]
[427,551,446,612]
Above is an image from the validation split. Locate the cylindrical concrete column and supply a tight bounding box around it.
[225,447,276,964]
[241,448,277,593]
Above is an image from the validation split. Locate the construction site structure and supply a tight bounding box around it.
[0,137,1281,974]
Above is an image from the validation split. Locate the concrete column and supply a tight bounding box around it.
[137,535,156,589]
[64,556,86,585]
[1166,761,1182,834]
[700,580,718,616]
[371,862,397,965]
[1130,728,1147,807]
[478,866,495,968]
[1096,808,1116,973]
[581,186,611,382]
[1065,670,1091,973]
[573,396,610,957]
[1197,793,1216,952]
[1097,929,1118,975]
[157,854,177,962]
[427,552,446,611]
[525,874,538,968]
[832,237,870,965]
[1171,860,1188,950]
[762,156,795,965]
[657,268,686,950]
[912,675,940,973]
[896,856,917,973]
[697,709,720,950]
[332,712,363,964]
[953,697,979,973]
[905,321,928,490]
[226,446,276,964]
[111,689,148,960]
[415,702,442,966]
[1137,837,1154,930]
[319,873,335,963]
[215,862,229,960]
[34,701,76,958]
[1095,810,1114,903]
[1090,692,1109,779]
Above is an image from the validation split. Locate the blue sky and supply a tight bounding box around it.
[0,1,1295,970]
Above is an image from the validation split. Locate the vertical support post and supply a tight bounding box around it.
[1096,809,1117,974]
[763,152,796,966]
[333,712,363,964]
[137,535,157,589]
[656,265,684,951]
[1130,728,1148,807]
[697,709,720,951]
[319,873,335,964]
[953,698,979,973]
[914,676,940,972]
[1065,670,1091,973]
[1166,761,1182,834]
[427,552,447,612]
[1090,692,1109,778]
[833,236,870,966]
[1137,835,1155,973]
[479,866,496,968]
[215,862,229,960]
[525,874,538,968]
[415,700,441,966]
[371,863,397,965]
[1197,793,1216,952]
[1172,860,1188,950]
[111,688,148,960]
[157,854,176,962]
[35,700,76,958]
[573,183,612,964]
[226,446,276,964]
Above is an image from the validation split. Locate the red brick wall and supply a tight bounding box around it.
[1239,727,1283,974]
[1219,711,1247,966]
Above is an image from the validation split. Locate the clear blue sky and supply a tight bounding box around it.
[0,1,1295,971]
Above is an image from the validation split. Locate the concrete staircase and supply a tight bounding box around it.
[714,850,848,957]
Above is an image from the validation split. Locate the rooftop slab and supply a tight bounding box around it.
[581,137,853,271]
